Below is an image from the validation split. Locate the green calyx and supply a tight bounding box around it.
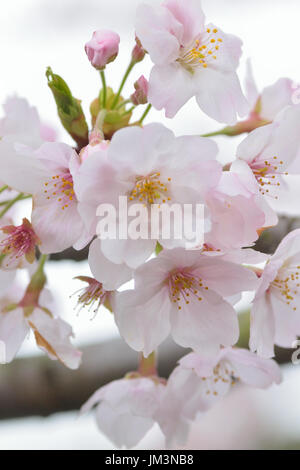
[46,67,89,148]
[90,87,133,139]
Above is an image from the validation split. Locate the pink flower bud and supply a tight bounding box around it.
[131,37,146,63]
[85,30,120,70]
[79,130,109,162]
[131,75,149,105]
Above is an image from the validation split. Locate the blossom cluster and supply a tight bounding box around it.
[0,0,299,448]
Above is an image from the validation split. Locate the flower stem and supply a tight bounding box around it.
[201,128,230,138]
[121,106,135,117]
[37,254,48,273]
[138,351,157,377]
[94,109,107,138]
[100,70,107,108]
[111,61,135,109]
[0,185,8,195]
[138,104,152,125]
[115,99,131,110]
[0,193,25,219]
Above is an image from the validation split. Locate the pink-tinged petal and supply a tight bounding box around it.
[135,3,182,65]
[236,123,274,164]
[35,142,76,172]
[32,194,85,254]
[29,308,82,369]
[170,289,239,356]
[172,136,221,193]
[204,24,243,72]
[0,308,29,362]
[101,237,156,270]
[224,348,282,387]
[81,378,162,448]
[261,78,294,121]
[88,239,132,291]
[0,96,42,148]
[157,368,192,447]
[191,257,259,297]
[249,293,275,358]
[260,105,300,172]
[244,59,259,109]
[212,247,269,265]
[206,192,265,251]
[195,69,249,125]
[163,0,205,45]
[271,228,300,264]
[109,123,175,175]
[271,295,300,348]
[0,269,16,294]
[229,159,260,196]
[0,140,48,194]
[114,288,171,357]
[96,402,153,449]
[40,123,57,142]
[149,64,196,118]
[179,352,219,377]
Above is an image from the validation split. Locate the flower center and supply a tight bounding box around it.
[0,219,37,266]
[43,172,75,210]
[271,265,300,311]
[73,276,110,315]
[250,156,288,198]
[200,361,240,397]
[129,172,171,205]
[168,270,209,310]
[178,28,223,72]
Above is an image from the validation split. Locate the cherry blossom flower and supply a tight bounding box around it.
[236,104,300,206]
[0,218,39,269]
[81,375,165,448]
[0,142,89,254]
[74,123,221,269]
[0,96,55,148]
[205,163,266,250]
[158,347,281,446]
[85,30,120,70]
[245,60,299,123]
[135,0,248,123]
[0,276,82,369]
[250,229,300,357]
[114,248,258,357]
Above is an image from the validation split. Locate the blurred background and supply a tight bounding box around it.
[1,0,300,450]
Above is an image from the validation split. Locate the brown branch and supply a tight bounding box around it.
[0,314,294,421]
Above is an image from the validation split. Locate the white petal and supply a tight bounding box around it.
[114,288,171,357]
[170,289,239,355]
[135,3,181,65]
[29,308,82,369]
[88,239,132,290]
[149,64,195,118]
[0,308,29,362]
[195,69,249,125]
[249,293,275,358]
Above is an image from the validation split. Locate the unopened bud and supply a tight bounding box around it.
[131,75,148,105]
[85,30,120,70]
[131,37,146,64]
